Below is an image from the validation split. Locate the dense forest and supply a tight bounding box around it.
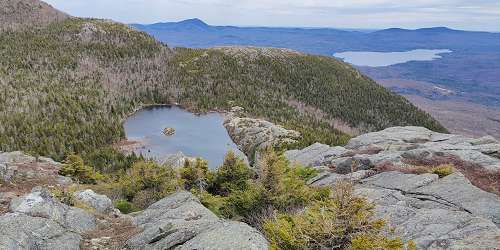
[0,17,446,161]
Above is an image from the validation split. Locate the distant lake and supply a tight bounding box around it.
[124,106,245,168]
[333,49,452,67]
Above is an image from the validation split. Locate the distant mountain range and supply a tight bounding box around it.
[132,19,500,139]
[131,20,500,99]
[131,19,500,54]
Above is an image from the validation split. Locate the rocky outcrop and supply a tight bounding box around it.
[224,107,300,166]
[285,143,349,167]
[160,151,197,170]
[0,151,72,212]
[356,171,500,249]
[282,126,500,249]
[0,187,97,249]
[9,187,97,233]
[0,151,70,185]
[126,191,268,250]
[73,189,115,214]
[286,126,500,177]
[0,150,268,250]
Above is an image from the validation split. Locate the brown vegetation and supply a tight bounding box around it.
[403,155,500,195]
[82,215,142,250]
[375,154,500,195]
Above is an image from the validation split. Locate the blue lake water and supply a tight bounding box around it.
[124,106,245,168]
[333,49,452,67]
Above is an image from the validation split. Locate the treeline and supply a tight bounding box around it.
[0,18,446,161]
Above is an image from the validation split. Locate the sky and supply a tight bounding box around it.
[44,0,500,32]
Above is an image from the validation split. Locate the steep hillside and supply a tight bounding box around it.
[0,1,445,161]
[172,47,445,140]
[135,19,500,139]
[0,0,68,32]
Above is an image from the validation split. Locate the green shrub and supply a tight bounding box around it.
[210,151,253,195]
[258,149,329,210]
[83,146,143,173]
[263,182,403,250]
[59,154,102,184]
[225,183,267,219]
[115,199,137,214]
[290,165,319,181]
[180,158,212,192]
[198,149,329,222]
[194,191,230,218]
[110,161,180,209]
[431,164,455,178]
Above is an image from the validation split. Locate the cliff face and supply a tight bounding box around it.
[0,0,69,32]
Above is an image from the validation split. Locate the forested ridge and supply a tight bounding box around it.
[0,17,446,161]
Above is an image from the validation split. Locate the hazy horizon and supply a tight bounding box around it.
[43,0,500,32]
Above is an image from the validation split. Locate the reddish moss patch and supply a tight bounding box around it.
[402,155,499,195]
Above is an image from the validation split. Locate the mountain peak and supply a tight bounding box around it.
[178,18,209,27]
[416,27,457,33]
[0,0,69,32]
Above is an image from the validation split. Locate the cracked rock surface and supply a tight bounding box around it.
[0,187,97,249]
[356,171,500,249]
[126,191,268,250]
[0,151,70,185]
[283,126,500,249]
[224,107,300,167]
[286,126,500,173]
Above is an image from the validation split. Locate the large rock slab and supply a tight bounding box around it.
[346,126,500,171]
[412,172,500,226]
[178,221,269,250]
[0,213,82,250]
[9,187,97,233]
[355,171,500,249]
[0,187,97,249]
[285,126,500,180]
[285,143,349,167]
[224,107,300,166]
[127,191,268,250]
[0,151,70,185]
[73,189,115,214]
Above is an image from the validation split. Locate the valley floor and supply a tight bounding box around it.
[377,78,500,140]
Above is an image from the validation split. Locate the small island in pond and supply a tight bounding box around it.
[163,127,176,136]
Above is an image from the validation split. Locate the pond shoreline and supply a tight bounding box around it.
[120,105,246,168]
[333,49,452,67]
[123,103,230,124]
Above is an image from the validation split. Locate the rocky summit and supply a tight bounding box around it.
[283,126,500,249]
[1,123,500,249]
[223,118,500,249]
[224,107,301,167]
[126,191,268,250]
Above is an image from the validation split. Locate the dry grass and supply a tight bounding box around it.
[402,155,500,195]
[82,215,142,250]
[375,154,500,195]
[375,161,434,175]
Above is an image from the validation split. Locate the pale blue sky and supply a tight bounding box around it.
[44,0,500,31]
